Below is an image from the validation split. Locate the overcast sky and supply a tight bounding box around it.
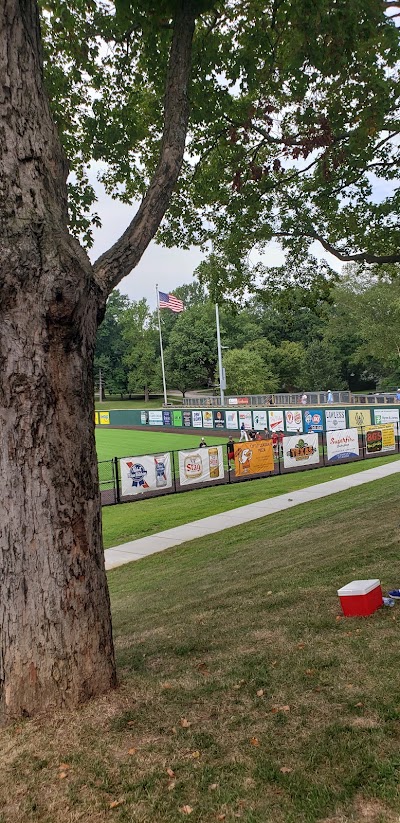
[87,164,343,310]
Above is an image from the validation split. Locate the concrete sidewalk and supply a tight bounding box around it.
[104,459,400,571]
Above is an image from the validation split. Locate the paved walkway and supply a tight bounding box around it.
[104,460,400,570]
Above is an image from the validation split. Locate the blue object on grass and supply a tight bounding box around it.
[388,589,400,599]
[383,597,395,607]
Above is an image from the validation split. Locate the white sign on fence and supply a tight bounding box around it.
[239,410,253,430]
[285,409,303,432]
[268,409,284,431]
[226,410,239,429]
[192,410,202,428]
[120,453,172,496]
[283,433,319,469]
[148,410,163,425]
[374,408,400,426]
[252,410,268,429]
[325,409,346,431]
[179,446,224,485]
[326,428,359,462]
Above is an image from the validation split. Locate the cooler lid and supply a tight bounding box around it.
[337,579,380,597]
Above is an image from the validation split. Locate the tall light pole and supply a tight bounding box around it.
[215,303,226,406]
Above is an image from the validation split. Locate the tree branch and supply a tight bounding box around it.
[92,1,197,297]
[275,229,400,264]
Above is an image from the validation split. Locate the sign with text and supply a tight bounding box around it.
[239,410,253,430]
[214,410,225,429]
[173,410,182,427]
[283,433,319,469]
[234,440,274,477]
[348,409,371,432]
[183,411,192,427]
[99,412,110,425]
[374,408,400,426]
[162,409,172,426]
[326,428,359,462]
[268,409,284,432]
[226,410,239,429]
[365,423,395,454]
[192,410,202,428]
[304,409,323,432]
[325,409,346,431]
[285,409,303,432]
[179,446,224,485]
[148,410,163,426]
[202,410,214,429]
[252,410,268,429]
[121,453,172,496]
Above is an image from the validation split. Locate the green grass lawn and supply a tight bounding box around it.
[3,475,400,822]
[96,428,226,463]
[102,453,400,548]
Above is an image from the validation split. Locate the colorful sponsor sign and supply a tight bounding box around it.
[365,423,395,454]
[348,409,371,432]
[140,411,149,424]
[283,433,319,469]
[239,410,253,430]
[183,411,192,427]
[228,397,249,405]
[173,410,183,427]
[252,410,268,429]
[233,440,274,477]
[226,410,239,429]
[202,410,214,429]
[178,446,224,485]
[162,409,172,426]
[374,408,400,426]
[214,410,225,429]
[285,409,303,432]
[304,409,323,432]
[326,428,359,462]
[148,410,163,426]
[99,412,110,425]
[120,453,172,496]
[268,409,284,431]
[325,409,346,431]
[94,412,99,425]
[192,410,203,428]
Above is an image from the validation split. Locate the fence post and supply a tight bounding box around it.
[361,427,366,459]
[322,430,326,466]
[113,457,121,504]
[172,450,177,492]
[227,443,232,484]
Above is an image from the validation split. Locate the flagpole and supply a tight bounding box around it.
[156,285,168,406]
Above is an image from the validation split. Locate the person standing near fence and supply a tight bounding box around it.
[327,389,333,404]
[240,423,248,441]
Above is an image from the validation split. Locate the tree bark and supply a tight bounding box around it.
[0,0,197,722]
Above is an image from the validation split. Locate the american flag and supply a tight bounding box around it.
[158,291,184,313]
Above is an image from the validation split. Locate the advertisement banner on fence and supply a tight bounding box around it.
[202,410,214,429]
[192,410,202,428]
[179,446,224,485]
[304,409,323,432]
[234,440,274,477]
[348,409,371,432]
[148,410,163,426]
[326,428,359,462]
[226,410,239,429]
[162,409,172,426]
[374,408,400,426]
[365,423,396,454]
[99,412,110,425]
[253,410,268,429]
[268,409,284,431]
[283,433,319,469]
[239,410,253,430]
[325,409,346,431]
[214,410,225,429]
[285,409,303,432]
[173,410,182,427]
[140,411,148,425]
[228,397,249,405]
[120,453,172,496]
[183,411,192,427]
[94,412,99,425]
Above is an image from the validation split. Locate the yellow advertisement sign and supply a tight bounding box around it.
[348,409,371,432]
[365,423,395,454]
[99,412,110,425]
[94,412,99,425]
[234,440,274,477]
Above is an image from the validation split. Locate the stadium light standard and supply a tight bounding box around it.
[215,303,226,406]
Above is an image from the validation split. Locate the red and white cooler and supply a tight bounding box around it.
[337,579,383,617]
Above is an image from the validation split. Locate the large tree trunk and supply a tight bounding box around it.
[0,0,195,722]
[0,0,116,722]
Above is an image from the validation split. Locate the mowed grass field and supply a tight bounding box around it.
[95,427,226,463]
[2,475,400,822]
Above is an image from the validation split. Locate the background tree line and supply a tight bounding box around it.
[95,264,400,399]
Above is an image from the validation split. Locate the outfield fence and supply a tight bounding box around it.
[98,424,400,507]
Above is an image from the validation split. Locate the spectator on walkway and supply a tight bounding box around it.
[301,393,308,405]
[327,389,333,404]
